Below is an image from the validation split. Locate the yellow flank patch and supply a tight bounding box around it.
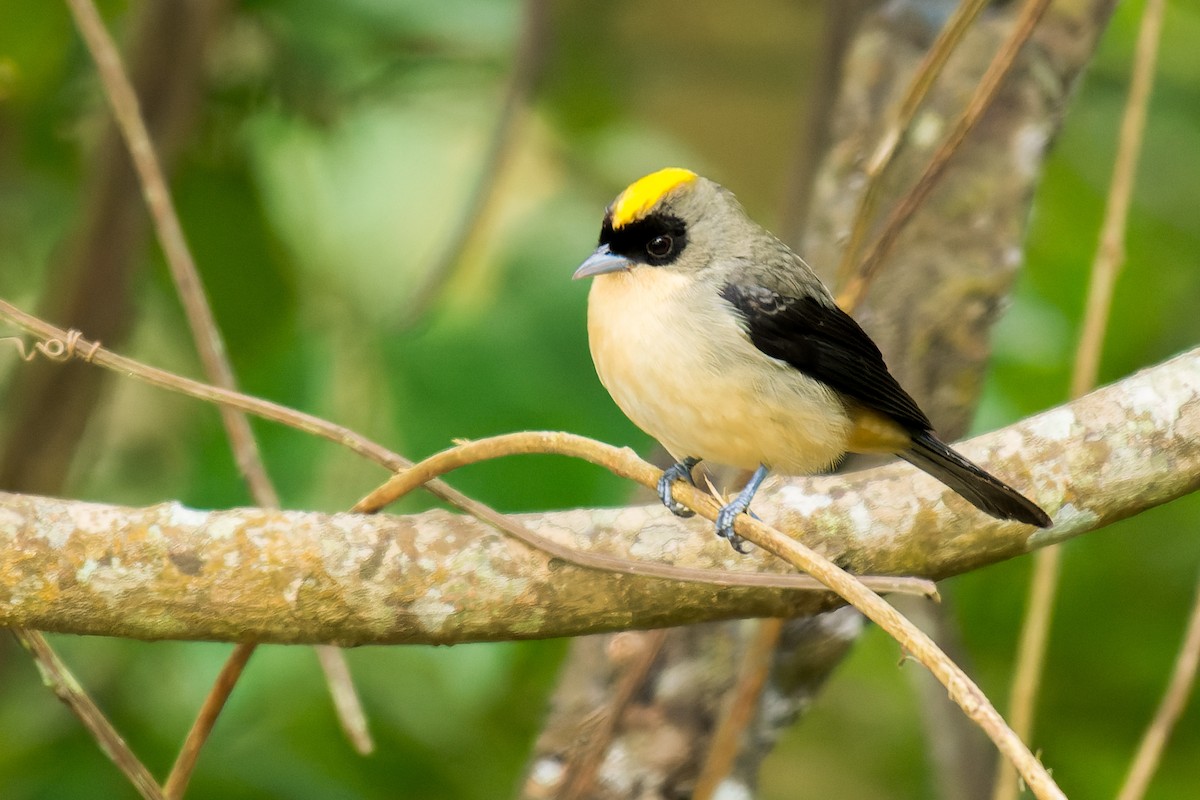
[845,406,912,454]
[610,167,697,228]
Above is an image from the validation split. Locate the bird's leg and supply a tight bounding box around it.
[657,457,701,518]
[716,464,769,553]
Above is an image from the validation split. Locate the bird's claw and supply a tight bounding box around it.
[714,464,768,553]
[661,460,764,553]
[657,459,699,518]
[716,499,753,552]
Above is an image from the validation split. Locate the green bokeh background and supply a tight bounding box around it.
[1,1,1198,798]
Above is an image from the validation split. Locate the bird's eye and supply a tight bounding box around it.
[646,235,673,258]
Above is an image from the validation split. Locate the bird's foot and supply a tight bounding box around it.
[657,457,701,518]
[715,499,753,553]
[714,464,770,553]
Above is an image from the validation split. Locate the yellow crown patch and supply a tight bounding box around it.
[610,168,697,228]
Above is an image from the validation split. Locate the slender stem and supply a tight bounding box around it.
[692,619,784,799]
[374,430,1067,800]
[992,545,1062,800]
[559,630,669,799]
[0,298,404,468]
[63,2,303,792]
[399,0,549,326]
[0,0,223,495]
[163,643,256,799]
[834,0,990,289]
[315,646,374,755]
[1116,567,1200,800]
[353,431,934,597]
[837,0,1053,310]
[1070,0,1164,399]
[993,2,1166,798]
[13,629,166,800]
[721,506,1064,797]
[64,0,277,508]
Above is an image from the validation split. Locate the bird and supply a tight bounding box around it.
[573,167,1051,551]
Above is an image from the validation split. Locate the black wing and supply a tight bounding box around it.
[720,283,931,432]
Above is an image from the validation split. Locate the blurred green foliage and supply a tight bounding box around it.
[1,1,1198,798]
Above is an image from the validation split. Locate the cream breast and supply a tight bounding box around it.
[586,267,853,474]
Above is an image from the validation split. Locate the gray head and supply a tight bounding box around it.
[573,168,760,280]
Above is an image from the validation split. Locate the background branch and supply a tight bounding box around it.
[63,1,370,788]
[836,0,1053,310]
[996,1,1167,797]
[1116,567,1200,800]
[1,3,225,795]
[1,346,1196,645]
[0,0,223,492]
[398,0,549,327]
[12,629,165,800]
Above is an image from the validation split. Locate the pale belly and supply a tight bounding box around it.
[587,269,852,475]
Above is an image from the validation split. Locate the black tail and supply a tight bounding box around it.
[899,431,1051,527]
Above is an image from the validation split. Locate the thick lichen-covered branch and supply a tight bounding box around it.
[0,348,1196,645]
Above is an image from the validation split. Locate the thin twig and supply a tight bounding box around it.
[65,0,271,784]
[0,300,934,600]
[692,619,784,800]
[353,430,932,597]
[64,0,276,508]
[399,0,549,327]
[837,0,1053,310]
[560,630,669,799]
[0,0,225,493]
[993,2,1166,798]
[1116,567,1200,800]
[13,12,222,796]
[833,0,990,289]
[0,301,401,466]
[12,629,166,800]
[315,646,374,755]
[778,0,869,249]
[14,14,222,787]
[163,642,255,800]
[166,668,245,796]
[63,0,375,784]
[368,430,1066,800]
[992,544,1061,800]
[1069,0,1165,399]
